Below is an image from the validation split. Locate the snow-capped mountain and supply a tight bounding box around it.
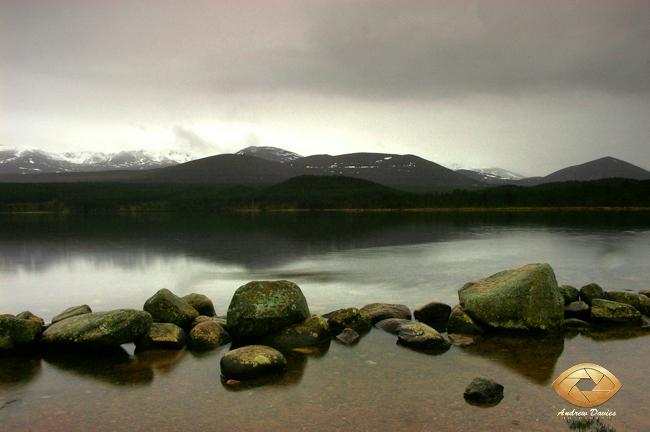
[0,146,194,174]
[455,167,526,184]
[235,146,303,163]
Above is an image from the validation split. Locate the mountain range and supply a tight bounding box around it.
[1,144,649,188]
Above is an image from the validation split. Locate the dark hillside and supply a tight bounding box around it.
[536,157,650,184]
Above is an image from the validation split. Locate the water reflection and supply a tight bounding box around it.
[0,355,42,388]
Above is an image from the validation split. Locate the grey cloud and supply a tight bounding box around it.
[173,126,217,155]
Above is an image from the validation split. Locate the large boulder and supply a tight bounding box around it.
[359,303,411,324]
[590,299,642,326]
[181,293,216,317]
[397,322,451,351]
[220,345,287,380]
[580,283,605,306]
[413,302,452,328]
[0,317,42,350]
[261,315,331,348]
[52,305,92,324]
[327,308,372,335]
[187,321,231,350]
[135,322,187,351]
[40,309,152,349]
[458,263,564,333]
[226,281,310,340]
[143,288,199,331]
[446,305,484,335]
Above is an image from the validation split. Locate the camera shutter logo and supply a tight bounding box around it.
[552,363,622,408]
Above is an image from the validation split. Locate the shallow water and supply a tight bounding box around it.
[1,211,649,431]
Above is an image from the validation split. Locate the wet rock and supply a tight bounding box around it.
[559,285,580,305]
[15,311,45,327]
[0,314,15,319]
[397,322,451,351]
[52,305,92,324]
[637,295,650,316]
[327,307,372,335]
[580,283,605,306]
[564,301,590,320]
[226,280,310,341]
[642,315,650,329]
[187,321,231,350]
[41,309,152,349]
[413,302,452,328]
[458,263,564,333]
[220,345,287,380]
[192,315,228,330]
[375,318,411,334]
[590,299,642,326]
[446,305,484,335]
[563,318,590,330]
[135,322,187,351]
[335,328,360,345]
[143,288,199,331]
[639,289,650,297]
[464,377,504,405]
[359,303,411,324]
[262,315,330,348]
[0,317,42,350]
[181,293,216,317]
[448,333,476,346]
[604,291,641,309]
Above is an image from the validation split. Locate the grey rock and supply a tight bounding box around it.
[181,293,216,317]
[397,322,451,351]
[580,283,605,306]
[413,302,452,328]
[464,377,504,405]
[375,318,411,334]
[558,285,580,305]
[226,280,310,340]
[564,301,590,320]
[327,308,372,335]
[0,317,42,350]
[458,263,564,333]
[335,328,360,345]
[187,321,231,350]
[135,322,187,351]
[52,305,92,324]
[359,303,411,324]
[590,299,642,326]
[220,345,287,380]
[446,305,484,335]
[262,315,331,348]
[143,288,199,331]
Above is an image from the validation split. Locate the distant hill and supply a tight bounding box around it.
[235,146,303,163]
[455,168,525,184]
[536,156,650,184]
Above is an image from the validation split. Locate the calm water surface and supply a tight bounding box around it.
[1,211,649,431]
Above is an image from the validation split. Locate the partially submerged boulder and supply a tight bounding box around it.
[220,345,286,380]
[580,283,605,306]
[590,299,642,326]
[458,263,564,333]
[41,309,152,349]
[261,315,330,348]
[397,322,451,351]
[336,328,360,345]
[135,322,187,351]
[446,305,484,335]
[327,308,372,335]
[52,305,92,324]
[187,321,231,350]
[375,318,411,334]
[143,289,199,331]
[0,317,42,350]
[181,293,216,317]
[413,302,452,328]
[226,281,310,341]
[359,303,411,324]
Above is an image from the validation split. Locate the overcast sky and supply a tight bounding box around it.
[1,1,649,176]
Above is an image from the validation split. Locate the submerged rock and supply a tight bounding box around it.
[558,285,580,305]
[563,318,590,330]
[0,317,42,350]
[181,293,216,317]
[446,305,484,335]
[564,301,590,320]
[335,328,360,345]
[135,322,187,351]
[41,309,152,349]
[220,345,287,380]
[590,299,642,326]
[458,263,564,333]
[327,308,372,335]
[448,333,476,346]
[262,315,330,348]
[52,305,92,324]
[414,302,452,328]
[580,283,605,306]
[375,318,411,334]
[187,321,231,350]
[360,303,411,324]
[397,322,451,351]
[226,280,310,341]
[143,288,199,331]
[464,377,504,405]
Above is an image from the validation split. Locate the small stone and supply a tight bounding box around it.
[558,285,580,305]
[220,345,287,380]
[327,308,371,335]
[397,322,451,351]
[359,303,411,324]
[580,283,605,306]
[181,293,216,317]
[446,305,483,335]
[336,328,360,345]
[375,318,411,334]
[448,333,475,346]
[464,377,504,405]
[187,321,231,350]
[52,305,92,324]
[226,379,241,386]
[564,301,590,320]
[413,302,452,328]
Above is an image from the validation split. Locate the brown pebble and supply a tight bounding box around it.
[226,380,241,386]
[512,420,520,426]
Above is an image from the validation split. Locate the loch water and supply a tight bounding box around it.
[1,211,649,432]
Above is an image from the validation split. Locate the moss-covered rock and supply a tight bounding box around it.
[261,315,330,348]
[558,285,580,305]
[187,321,231,350]
[397,322,451,351]
[143,288,199,331]
[446,305,484,335]
[40,309,152,349]
[52,305,92,324]
[0,317,42,351]
[580,283,605,306]
[359,303,411,324]
[181,293,216,317]
[15,311,45,327]
[135,322,187,351]
[604,291,641,309]
[590,299,642,326]
[458,263,564,333]
[327,307,372,335]
[226,280,310,340]
[220,345,286,380]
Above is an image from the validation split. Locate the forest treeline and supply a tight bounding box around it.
[0,176,649,212]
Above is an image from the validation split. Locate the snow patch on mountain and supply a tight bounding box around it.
[236,146,303,163]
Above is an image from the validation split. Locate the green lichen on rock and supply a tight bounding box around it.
[187,321,231,350]
[327,307,372,335]
[590,299,641,326]
[143,288,199,331]
[397,322,451,351]
[579,283,605,306]
[220,345,287,380]
[458,263,564,333]
[446,305,483,335]
[135,322,187,351]
[226,280,310,340]
[262,315,331,348]
[181,293,216,317]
